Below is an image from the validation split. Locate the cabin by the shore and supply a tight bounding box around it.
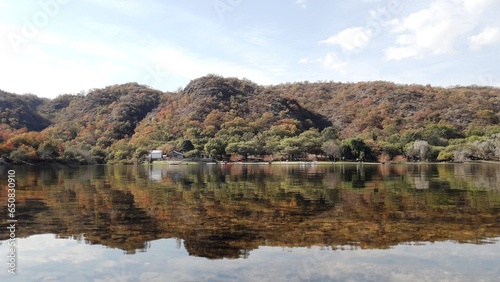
[148,150,163,161]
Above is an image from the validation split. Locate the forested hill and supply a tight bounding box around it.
[0,90,51,131]
[1,75,499,164]
[271,81,500,138]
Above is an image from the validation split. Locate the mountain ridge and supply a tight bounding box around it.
[1,75,499,164]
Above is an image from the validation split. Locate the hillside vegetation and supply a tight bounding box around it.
[1,75,499,164]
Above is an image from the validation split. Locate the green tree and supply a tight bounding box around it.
[9,145,36,163]
[379,142,403,159]
[340,138,372,160]
[280,137,302,160]
[422,123,461,146]
[179,139,195,152]
[205,137,228,158]
[400,129,423,145]
[38,141,59,160]
[91,147,108,164]
[321,126,339,141]
[297,128,323,154]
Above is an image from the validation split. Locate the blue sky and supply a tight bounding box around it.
[1,0,499,98]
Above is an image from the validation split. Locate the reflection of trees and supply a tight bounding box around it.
[0,163,499,259]
[0,165,160,254]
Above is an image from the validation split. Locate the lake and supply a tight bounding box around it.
[1,163,500,281]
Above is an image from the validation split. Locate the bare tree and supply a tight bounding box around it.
[453,146,473,162]
[322,140,341,161]
[408,140,430,161]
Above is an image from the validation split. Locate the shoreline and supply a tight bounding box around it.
[1,159,498,167]
[144,160,500,165]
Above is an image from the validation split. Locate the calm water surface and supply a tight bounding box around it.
[1,163,499,281]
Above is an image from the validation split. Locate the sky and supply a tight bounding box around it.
[0,0,499,98]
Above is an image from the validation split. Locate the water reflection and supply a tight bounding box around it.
[1,234,498,281]
[1,163,499,259]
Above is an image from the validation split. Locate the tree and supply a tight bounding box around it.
[422,123,461,146]
[379,143,402,159]
[179,139,195,152]
[321,126,339,141]
[437,151,453,162]
[62,147,94,164]
[91,147,108,164]
[280,137,302,160]
[453,145,474,162]
[476,109,498,124]
[407,140,430,161]
[0,142,14,158]
[321,140,341,160]
[472,138,497,160]
[204,137,227,158]
[297,129,323,154]
[226,140,261,160]
[340,138,372,160]
[263,134,282,155]
[400,129,423,146]
[9,145,36,163]
[38,141,59,160]
[378,153,391,163]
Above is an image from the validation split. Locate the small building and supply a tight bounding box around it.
[149,150,163,161]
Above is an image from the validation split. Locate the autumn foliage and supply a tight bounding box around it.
[1,75,499,164]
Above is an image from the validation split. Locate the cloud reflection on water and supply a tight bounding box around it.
[1,234,499,282]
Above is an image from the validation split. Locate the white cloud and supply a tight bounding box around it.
[0,2,288,97]
[469,26,500,49]
[298,57,310,64]
[320,27,373,53]
[463,0,496,14]
[296,0,307,8]
[298,52,348,73]
[385,0,498,60]
[384,46,419,60]
[0,39,129,97]
[320,52,349,73]
[322,53,348,72]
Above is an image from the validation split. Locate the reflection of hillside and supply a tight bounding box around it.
[1,164,499,259]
